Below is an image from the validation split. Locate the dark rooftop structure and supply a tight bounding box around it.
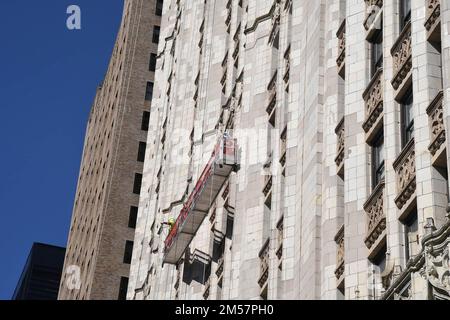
[12,243,66,300]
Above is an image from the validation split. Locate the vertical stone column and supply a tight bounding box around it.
[343,0,370,300]
[292,0,324,300]
[411,0,448,238]
[281,0,301,300]
[231,0,276,300]
[442,0,450,193]
[320,0,345,300]
[381,0,406,296]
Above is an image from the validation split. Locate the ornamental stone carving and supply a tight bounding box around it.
[363,69,383,134]
[258,240,270,288]
[335,118,345,171]
[382,216,450,300]
[391,22,412,91]
[283,45,291,85]
[424,244,450,298]
[427,91,445,156]
[267,71,277,118]
[424,0,440,39]
[216,255,224,277]
[276,218,283,260]
[364,0,383,31]
[335,226,345,280]
[336,19,346,78]
[263,174,273,197]
[364,181,386,249]
[269,1,281,45]
[393,139,416,210]
[203,277,211,300]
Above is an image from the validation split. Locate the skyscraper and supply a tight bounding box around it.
[13,243,65,300]
[58,0,163,300]
[128,0,450,300]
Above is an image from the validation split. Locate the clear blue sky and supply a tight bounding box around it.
[0,1,124,299]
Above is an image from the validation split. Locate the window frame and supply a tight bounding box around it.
[128,207,138,229]
[149,53,157,72]
[372,132,385,190]
[155,0,163,16]
[118,277,129,300]
[152,26,161,44]
[123,240,134,264]
[399,0,411,31]
[133,173,143,195]
[145,82,154,101]
[141,111,150,131]
[401,89,414,148]
[403,209,418,262]
[137,142,146,162]
[371,29,383,78]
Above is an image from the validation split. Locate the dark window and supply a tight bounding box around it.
[145,82,154,101]
[371,29,383,78]
[401,89,414,148]
[149,53,157,72]
[133,173,143,195]
[141,111,150,131]
[152,26,160,44]
[372,133,385,189]
[404,209,419,262]
[118,277,129,300]
[156,0,163,16]
[128,206,138,229]
[400,0,411,31]
[373,244,387,273]
[123,241,134,264]
[137,142,146,162]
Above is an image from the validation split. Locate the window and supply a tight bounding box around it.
[133,173,143,195]
[155,0,163,16]
[123,240,134,264]
[401,89,414,148]
[404,209,419,262]
[118,277,129,300]
[145,82,154,101]
[374,246,387,272]
[372,133,385,189]
[372,244,387,298]
[371,29,383,78]
[149,53,157,72]
[152,26,160,44]
[128,206,138,229]
[141,111,150,131]
[137,142,146,162]
[400,0,411,31]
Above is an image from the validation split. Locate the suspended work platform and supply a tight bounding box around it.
[164,134,237,264]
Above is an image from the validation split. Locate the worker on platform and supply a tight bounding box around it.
[167,217,175,231]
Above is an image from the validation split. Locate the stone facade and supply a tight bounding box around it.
[58,0,162,300]
[127,0,450,300]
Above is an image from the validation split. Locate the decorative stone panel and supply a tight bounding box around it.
[364,0,383,31]
[334,225,345,283]
[424,0,441,43]
[427,91,446,166]
[336,19,346,79]
[363,69,383,140]
[393,139,416,210]
[391,22,412,97]
[258,240,270,289]
[335,118,345,178]
[364,181,386,250]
